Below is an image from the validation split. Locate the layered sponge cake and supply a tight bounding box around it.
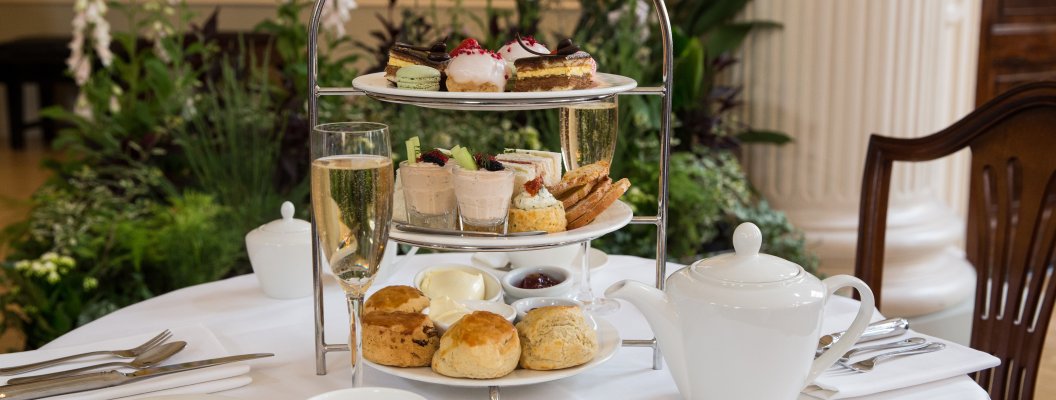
[513,51,597,92]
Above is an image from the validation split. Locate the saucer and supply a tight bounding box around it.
[471,248,609,272]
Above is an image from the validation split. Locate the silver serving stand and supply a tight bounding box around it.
[307,0,674,397]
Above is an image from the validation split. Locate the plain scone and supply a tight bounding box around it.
[431,311,520,378]
[364,285,430,314]
[515,305,598,370]
[362,311,440,367]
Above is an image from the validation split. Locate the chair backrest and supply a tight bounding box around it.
[854,81,1056,399]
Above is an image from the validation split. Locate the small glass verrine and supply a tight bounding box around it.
[452,166,514,233]
[398,160,457,229]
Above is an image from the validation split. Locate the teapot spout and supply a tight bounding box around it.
[605,280,688,392]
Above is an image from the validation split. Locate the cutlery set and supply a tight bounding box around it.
[0,329,273,400]
[818,319,947,373]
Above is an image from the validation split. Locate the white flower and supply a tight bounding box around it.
[321,0,357,38]
[66,0,111,85]
[74,93,93,120]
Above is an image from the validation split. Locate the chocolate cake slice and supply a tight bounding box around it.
[384,42,451,85]
[510,38,597,92]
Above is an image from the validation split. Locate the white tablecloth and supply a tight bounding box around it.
[45,253,989,399]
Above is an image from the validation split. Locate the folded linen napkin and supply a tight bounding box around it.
[802,332,998,399]
[0,324,253,399]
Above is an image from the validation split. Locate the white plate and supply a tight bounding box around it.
[307,387,427,400]
[351,72,638,110]
[390,201,632,251]
[471,247,609,272]
[364,317,620,387]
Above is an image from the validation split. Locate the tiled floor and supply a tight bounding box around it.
[1,138,1056,398]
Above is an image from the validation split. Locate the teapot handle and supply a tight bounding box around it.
[804,275,875,386]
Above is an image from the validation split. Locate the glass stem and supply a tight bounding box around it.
[577,240,594,301]
[346,293,364,386]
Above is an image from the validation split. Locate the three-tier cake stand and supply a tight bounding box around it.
[306,0,675,397]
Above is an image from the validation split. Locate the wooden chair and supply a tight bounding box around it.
[854,81,1056,399]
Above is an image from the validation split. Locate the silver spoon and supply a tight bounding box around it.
[7,341,187,385]
[839,337,927,363]
[843,342,946,373]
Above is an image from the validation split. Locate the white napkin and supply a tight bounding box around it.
[0,324,253,399]
[801,331,999,399]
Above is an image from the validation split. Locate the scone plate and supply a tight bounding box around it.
[389,201,632,251]
[362,317,620,387]
[350,72,638,110]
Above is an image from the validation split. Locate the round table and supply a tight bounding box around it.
[45,253,989,399]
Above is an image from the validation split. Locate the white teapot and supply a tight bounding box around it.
[605,222,875,400]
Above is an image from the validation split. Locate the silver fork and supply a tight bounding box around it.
[839,337,927,363]
[842,342,946,373]
[0,330,171,376]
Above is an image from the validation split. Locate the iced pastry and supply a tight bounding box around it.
[446,38,508,92]
[514,39,597,92]
[396,65,441,91]
[508,177,567,233]
[498,35,550,89]
[400,149,457,229]
[385,41,451,84]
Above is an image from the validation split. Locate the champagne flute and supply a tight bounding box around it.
[560,96,620,314]
[310,122,393,385]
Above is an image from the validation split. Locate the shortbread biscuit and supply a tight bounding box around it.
[548,161,609,197]
[568,178,629,229]
[565,177,612,222]
[558,179,599,209]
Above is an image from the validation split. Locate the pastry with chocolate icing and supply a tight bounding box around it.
[513,38,597,92]
[384,41,452,85]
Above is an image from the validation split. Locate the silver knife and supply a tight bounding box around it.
[0,353,273,400]
[816,318,909,357]
[392,222,547,237]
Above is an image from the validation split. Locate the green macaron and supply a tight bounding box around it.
[396,65,441,91]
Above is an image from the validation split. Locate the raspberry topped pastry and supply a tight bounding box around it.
[445,38,508,92]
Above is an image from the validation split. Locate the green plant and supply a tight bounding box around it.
[1,165,170,345]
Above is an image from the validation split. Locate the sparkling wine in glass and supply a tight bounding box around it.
[310,122,393,385]
[560,95,618,171]
[559,96,620,315]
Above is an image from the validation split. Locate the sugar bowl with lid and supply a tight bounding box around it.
[245,201,313,299]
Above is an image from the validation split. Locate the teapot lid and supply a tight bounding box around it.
[691,222,801,283]
[258,201,310,233]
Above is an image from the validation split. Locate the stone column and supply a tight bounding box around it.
[733,0,981,343]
